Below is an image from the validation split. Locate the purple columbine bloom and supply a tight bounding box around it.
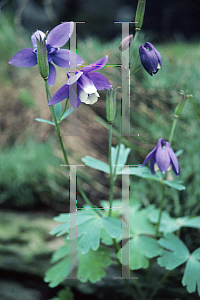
[9,22,84,86]
[142,138,180,176]
[48,55,112,108]
[139,42,162,76]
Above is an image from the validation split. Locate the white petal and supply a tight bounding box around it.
[80,91,100,104]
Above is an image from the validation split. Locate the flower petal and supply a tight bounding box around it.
[139,45,158,76]
[78,74,97,94]
[142,147,157,167]
[155,142,171,174]
[67,71,83,85]
[48,84,69,106]
[52,49,84,68]
[87,72,112,90]
[31,30,46,48]
[47,22,74,48]
[9,48,37,67]
[168,146,180,176]
[79,90,100,104]
[48,63,56,86]
[145,42,162,70]
[82,55,108,74]
[69,83,81,108]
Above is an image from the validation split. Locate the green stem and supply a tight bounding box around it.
[148,270,171,300]
[155,182,165,239]
[169,116,178,146]
[113,136,122,179]
[145,181,165,297]
[109,124,114,217]
[44,80,102,216]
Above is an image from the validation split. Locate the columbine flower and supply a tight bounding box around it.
[142,138,180,175]
[9,22,84,86]
[119,35,133,51]
[139,42,162,76]
[48,56,112,108]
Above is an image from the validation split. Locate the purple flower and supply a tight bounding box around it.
[139,42,162,76]
[9,22,84,86]
[142,138,180,176]
[48,56,112,108]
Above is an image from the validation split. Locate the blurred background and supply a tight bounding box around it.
[0,0,200,299]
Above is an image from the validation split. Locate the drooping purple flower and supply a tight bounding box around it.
[139,42,162,76]
[48,56,112,108]
[9,22,84,86]
[142,138,180,176]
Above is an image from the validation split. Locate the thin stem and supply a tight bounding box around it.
[145,181,165,297]
[148,270,171,300]
[155,182,165,239]
[113,136,122,179]
[169,116,178,146]
[109,124,114,217]
[44,80,102,216]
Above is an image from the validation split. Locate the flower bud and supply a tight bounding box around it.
[106,87,119,124]
[135,0,146,31]
[36,32,49,80]
[174,86,193,117]
[119,35,133,51]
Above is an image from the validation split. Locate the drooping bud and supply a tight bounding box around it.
[106,87,119,124]
[119,35,133,51]
[135,0,146,31]
[36,32,49,80]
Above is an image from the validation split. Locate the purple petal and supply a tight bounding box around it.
[82,56,108,74]
[52,49,84,68]
[87,72,112,90]
[78,74,97,94]
[31,30,46,48]
[139,46,158,75]
[155,143,171,174]
[48,84,69,106]
[168,146,180,176]
[69,83,81,108]
[142,147,157,168]
[67,71,83,85]
[47,22,74,48]
[150,154,156,174]
[144,42,162,69]
[9,48,37,67]
[48,63,56,86]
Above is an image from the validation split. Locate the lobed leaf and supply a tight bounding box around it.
[157,233,189,270]
[77,246,113,283]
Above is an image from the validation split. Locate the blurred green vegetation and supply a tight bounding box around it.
[0,17,200,216]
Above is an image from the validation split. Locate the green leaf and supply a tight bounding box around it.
[182,248,200,296]
[111,143,131,173]
[81,156,110,173]
[148,207,200,233]
[51,240,69,263]
[77,246,113,283]
[61,106,74,120]
[54,102,63,119]
[50,287,74,300]
[81,144,131,174]
[35,118,55,125]
[130,209,155,235]
[117,236,161,269]
[157,233,189,270]
[44,255,77,287]
[123,165,186,190]
[163,179,186,191]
